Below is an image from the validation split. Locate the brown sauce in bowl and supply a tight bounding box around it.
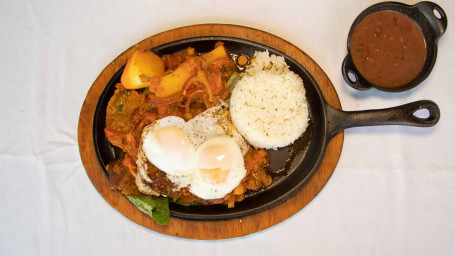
[350,10,427,89]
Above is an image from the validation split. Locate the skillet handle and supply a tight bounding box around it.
[326,100,440,137]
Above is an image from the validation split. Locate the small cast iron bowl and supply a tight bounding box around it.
[342,1,448,92]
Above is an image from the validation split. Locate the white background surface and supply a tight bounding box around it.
[1,0,454,255]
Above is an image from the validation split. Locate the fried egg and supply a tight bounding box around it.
[137,103,249,199]
[141,120,196,176]
[190,136,246,200]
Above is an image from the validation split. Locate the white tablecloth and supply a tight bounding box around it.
[1,0,454,255]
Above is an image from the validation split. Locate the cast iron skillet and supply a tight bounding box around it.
[342,1,448,92]
[93,36,440,220]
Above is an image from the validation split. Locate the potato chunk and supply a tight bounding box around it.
[149,45,231,98]
[150,57,202,98]
[201,44,230,63]
[121,49,165,89]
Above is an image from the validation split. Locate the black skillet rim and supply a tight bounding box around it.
[92,36,329,220]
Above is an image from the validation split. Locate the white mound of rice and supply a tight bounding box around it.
[229,51,310,150]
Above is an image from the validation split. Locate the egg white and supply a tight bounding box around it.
[190,135,247,200]
[141,117,196,176]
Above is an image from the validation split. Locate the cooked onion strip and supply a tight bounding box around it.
[184,89,205,114]
[146,92,183,104]
[183,70,214,102]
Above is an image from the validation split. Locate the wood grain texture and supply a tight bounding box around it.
[78,24,344,240]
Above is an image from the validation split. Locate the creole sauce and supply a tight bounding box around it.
[350,10,427,89]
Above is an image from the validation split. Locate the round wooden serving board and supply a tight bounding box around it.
[78,24,344,240]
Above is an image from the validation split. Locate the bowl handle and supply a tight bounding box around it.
[414,1,448,40]
[341,55,372,90]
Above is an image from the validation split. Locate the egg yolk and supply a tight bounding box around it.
[155,127,193,161]
[197,144,232,184]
